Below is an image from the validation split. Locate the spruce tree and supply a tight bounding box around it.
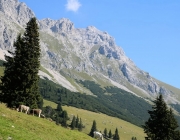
[61,110,68,127]
[70,116,76,129]
[78,118,83,131]
[57,103,63,112]
[0,34,27,107]
[109,129,112,138]
[0,48,17,107]
[75,115,79,128]
[89,120,97,137]
[0,18,41,108]
[143,94,180,140]
[104,128,107,138]
[113,128,120,140]
[22,17,41,108]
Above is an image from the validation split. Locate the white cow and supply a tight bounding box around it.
[94,131,103,140]
[17,105,30,114]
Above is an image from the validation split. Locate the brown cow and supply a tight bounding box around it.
[30,109,42,117]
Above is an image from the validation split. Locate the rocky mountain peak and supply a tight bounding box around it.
[0,0,35,26]
[39,18,74,33]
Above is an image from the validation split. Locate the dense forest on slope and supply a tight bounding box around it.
[1,58,180,128]
[1,59,180,127]
[39,78,151,126]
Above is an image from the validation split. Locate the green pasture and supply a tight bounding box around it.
[43,99,147,140]
[0,103,93,140]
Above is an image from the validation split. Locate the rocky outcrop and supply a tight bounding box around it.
[0,0,35,26]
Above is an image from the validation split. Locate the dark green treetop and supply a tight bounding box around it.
[113,128,120,140]
[143,94,180,140]
[75,115,79,128]
[70,116,76,130]
[104,128,107,138]
[0,17,41,108]
[78,118,83,131]
[109,129,112,138]
[89,120,97,137]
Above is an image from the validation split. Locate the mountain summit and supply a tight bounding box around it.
[0,0,180,105]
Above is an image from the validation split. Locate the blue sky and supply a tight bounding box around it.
[20,0,180,88]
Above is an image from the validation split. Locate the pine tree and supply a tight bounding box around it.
[104,128,107,138]
[61,110,68,127]
[0,17,41,108]
[143,94,180,140]
[75,115,79,128]
[113,128,120,140]
[89,120,97,137]
[57,103,63,112]
[78,118,83,131]
[0,49,16,107]
[109,129,112,138]
[70,116,76,129]
[22,17,41,108]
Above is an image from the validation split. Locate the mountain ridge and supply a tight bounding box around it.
[0,0,180,106]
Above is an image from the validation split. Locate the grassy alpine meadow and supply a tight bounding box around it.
[0,103,94,140]
[44,99,147,140]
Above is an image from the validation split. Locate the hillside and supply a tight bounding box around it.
[0,103,94,140]
[44,99,147,140]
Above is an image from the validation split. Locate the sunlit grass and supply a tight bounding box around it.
[0,103,93,140]
[43,99,147,140]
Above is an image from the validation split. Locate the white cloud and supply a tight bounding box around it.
[65,0,81,12]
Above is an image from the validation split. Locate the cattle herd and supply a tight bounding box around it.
[16,104,45,118]
[16,104,104,140]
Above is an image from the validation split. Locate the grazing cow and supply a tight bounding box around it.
[17,105,30,114]
[40,114,45,118]
[94,131,103,140]
[30,109,42,117]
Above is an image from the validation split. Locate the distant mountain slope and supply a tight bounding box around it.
[0,0,180,114]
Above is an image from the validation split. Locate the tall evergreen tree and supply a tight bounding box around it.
[70,116,76,129]
[57,103,63,112]
[104,128,107,138]
[0,49,16,107]
[61,110,68,127]
[22,17,41,108]
[143,94,180,140]
[78,118,83,131]
[75,115,79,128]
[109,129,112,138]
[113,128,120,140]
[0,18,41,108]
[89,120,97,137]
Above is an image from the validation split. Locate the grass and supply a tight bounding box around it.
[0,103,94,140]
[43,99,147,140]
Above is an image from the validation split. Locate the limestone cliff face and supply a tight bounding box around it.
[0,0,179,104]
